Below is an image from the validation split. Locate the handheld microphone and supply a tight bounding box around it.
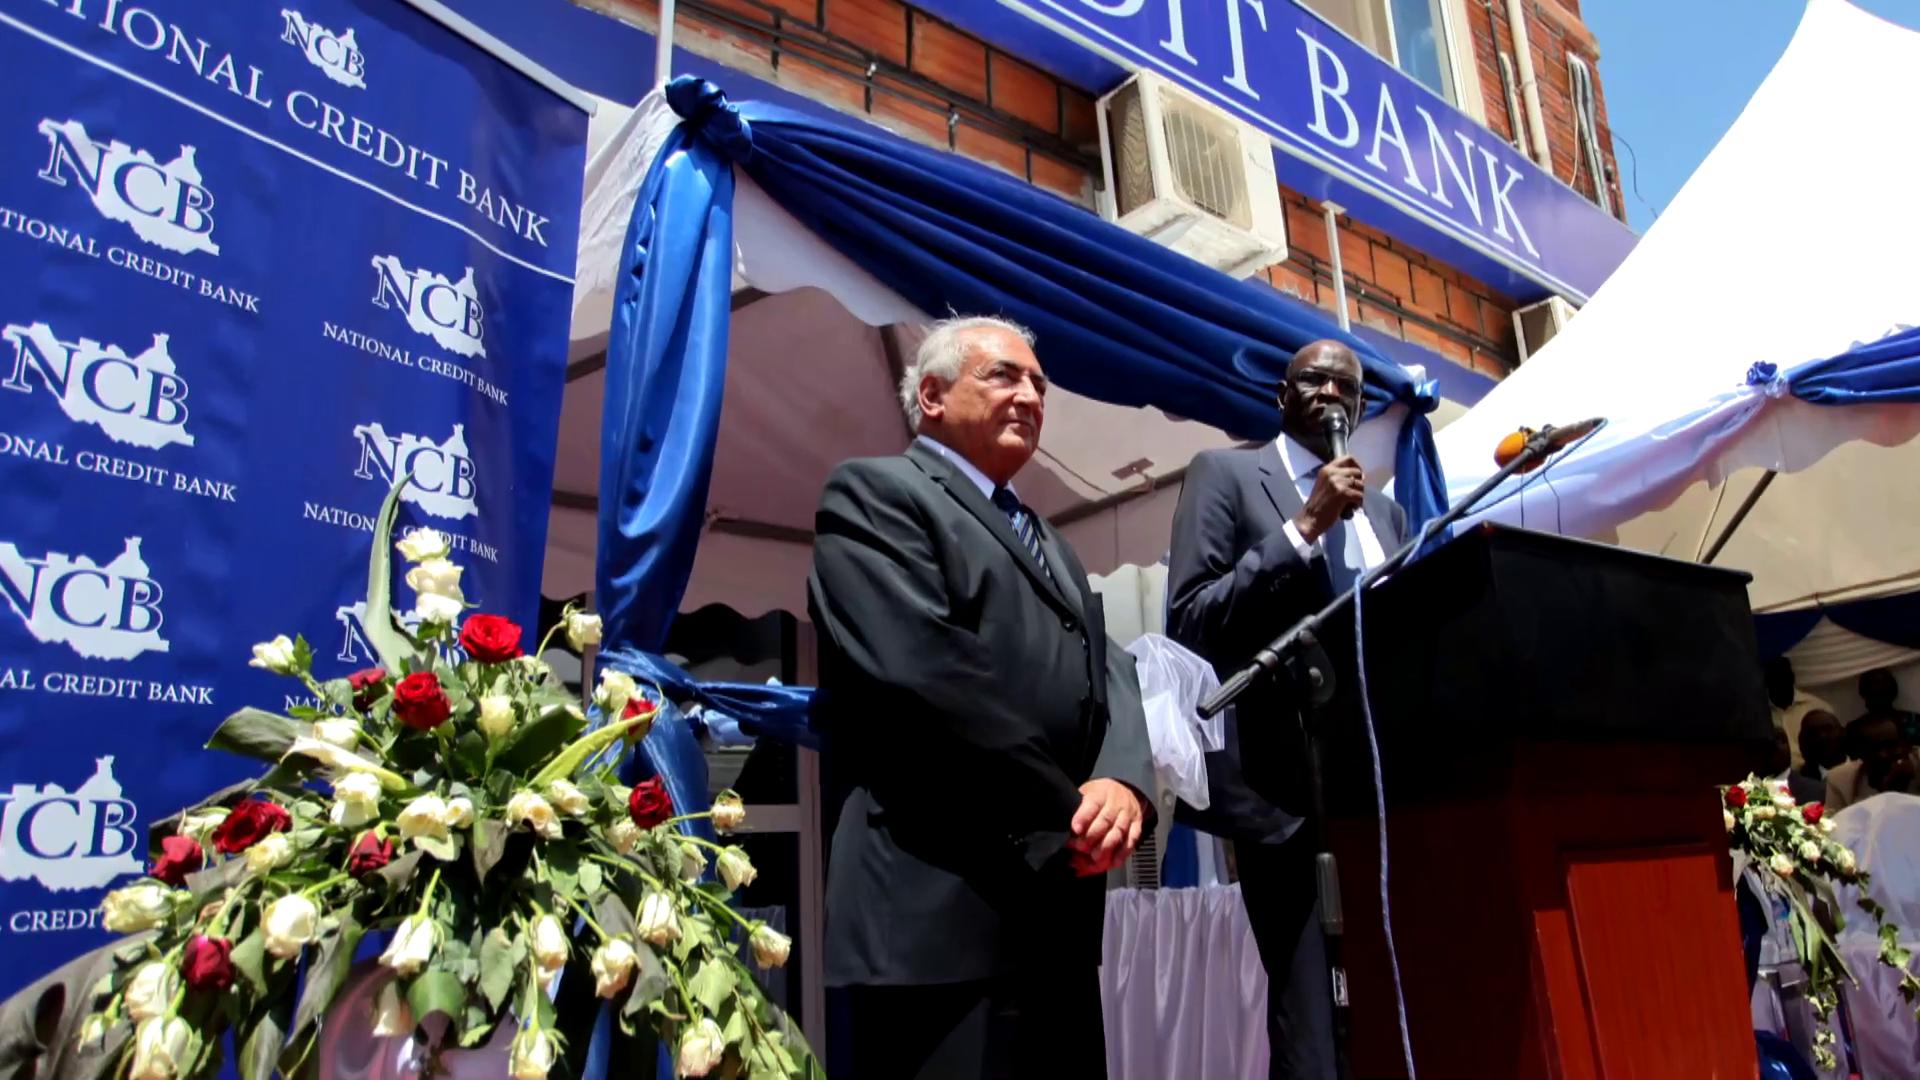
[1492,417,1605,473]
[1322,411,1355,519]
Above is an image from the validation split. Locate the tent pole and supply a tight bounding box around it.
[654,0,676,91]
[1702,470,1777,565]
[1690,479,1734,561]
[1321,201,1350,331]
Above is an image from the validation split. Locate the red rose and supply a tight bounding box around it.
[1803,802,1824,825]
[347,666,388,711]
[623,697,656,720]
[346,831,395,878]
[392,672,451,730]
[181,935,235,993]
[628,777,674,829]
[1725,786,1748,808]
[149,834,203,886]
[459,615,524,664]
[211,799,291,854]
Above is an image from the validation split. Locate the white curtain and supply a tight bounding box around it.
[1102,885,1267,1080]
[1830,794,1920,1079]
[1787,618,1920,690]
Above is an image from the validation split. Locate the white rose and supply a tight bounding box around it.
[1753,805,1776,820]
[284,735,378,777]
[636,891,679,947]
[406,558,463,599]
[749,924,791,969]
[594,670,637,717]
[263,894,319,958]
[710,790,746,834]
[509,1027,556,1080]
[76,1014,109,1048]
[606,818,643,855]
[565,611,603,652]
[716,847,757,891]
[245,833,294,874]
[546,780,590,818]
[1723,809,1736,832]
[1838,848,1857,873]
[379,914,438,977]
[178,809,227,843]
[397,795,451,843]
[370,980,413,1037]
[1820,818,1837,834]
[530,913,569,979]
[125,961,178,1022]
[477,695,516,740]
[591,937,637,998]
[396,527,450,563]
[102,884,175,933]
[248,635,297,674]
[312,717,360,750]
[679,841,707,883]
[507,791,563,840]
[1799,841,1822,863]
[330,772,383,828]
[1772,786,1796,808]
[676,1017,725,1078]
[1769,852,1796,877]
[129,1016,193,1080]
[413,592,465,626]
[444,796,475,829]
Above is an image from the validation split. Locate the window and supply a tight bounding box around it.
[1296,0,1460,102]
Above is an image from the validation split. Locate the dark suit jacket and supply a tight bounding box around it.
[1165,443,1408,845]
[808,441,1156,985]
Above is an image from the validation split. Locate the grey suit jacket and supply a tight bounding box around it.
[1165,442,1407,845]
[808,441,1155,984]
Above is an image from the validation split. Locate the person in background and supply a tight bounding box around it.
[1788,710,1844,805]
[1765,656,1833,770]
[1824,713,1920,811]
[1855,667,1920,745]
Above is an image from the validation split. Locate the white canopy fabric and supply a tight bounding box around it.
[1433,0,1920,613]
[558,91,1422,618]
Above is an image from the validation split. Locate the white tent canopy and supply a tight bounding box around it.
[1433,0,1920,614]
[554,92,1427,619]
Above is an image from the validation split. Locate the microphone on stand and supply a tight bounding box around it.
[1492,416,1604,473]
[1322,410,1354,520]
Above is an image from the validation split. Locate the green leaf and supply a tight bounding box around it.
[284,911,363,1062]
[721,1003,748,1045]
[363,475,423,673]
[478,927,525,1010]
[237,994,292,1080]
[376,849,425,892]
[495,704,586,775]
[406,967,468,1023]
[471,818,509,885]
[413,832,460,863]
[580,860,604,898]
[545,845,581,897]
[230,929,268,995]
[206,708,303,763]
[688,958,737,1013]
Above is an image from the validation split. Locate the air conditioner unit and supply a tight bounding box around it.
[1098,71,1287,279]
[1512,295,1578,364]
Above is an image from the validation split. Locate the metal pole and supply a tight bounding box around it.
[654,0,676,92]
[1322,201,1351,331]
[1702,470,1777,565]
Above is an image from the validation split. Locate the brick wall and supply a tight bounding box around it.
[590,0,1559,373]
[1464,0,1625,219]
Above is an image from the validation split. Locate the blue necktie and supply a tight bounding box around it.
[991,486,1053,583]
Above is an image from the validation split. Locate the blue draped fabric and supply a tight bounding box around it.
[1749,324,1920,406]
[1752,591,1920,662]
[1753,608,1824,661]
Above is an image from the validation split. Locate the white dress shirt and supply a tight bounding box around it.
[1275,435,1387,569]
[917,434,1003,501]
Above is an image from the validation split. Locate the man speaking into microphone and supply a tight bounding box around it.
[1166,339,1407,1080]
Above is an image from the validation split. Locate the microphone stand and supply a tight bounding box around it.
[1197,424,1586,1080]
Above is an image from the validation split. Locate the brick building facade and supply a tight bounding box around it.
[587,0,1625,380]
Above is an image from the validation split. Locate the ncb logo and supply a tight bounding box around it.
[36,119,218,256]
[0,757,142,893]
[280,10,366,89]
[370,256,485,359]
[3,322,193,450]
[0,538,168,661]
[352,422,477,520]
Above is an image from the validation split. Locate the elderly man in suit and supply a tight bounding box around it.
[808,315,1155,1080]
[1166,339,1408,1080]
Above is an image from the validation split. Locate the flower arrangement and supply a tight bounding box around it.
[77,483,821,1080]
[1723,774,1920,1068]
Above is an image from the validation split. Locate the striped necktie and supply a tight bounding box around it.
[991,486,1053,583]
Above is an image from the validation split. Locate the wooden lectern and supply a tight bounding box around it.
[1311,525,1769,1080]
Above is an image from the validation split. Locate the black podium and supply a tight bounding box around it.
[1306,524,1770,1079]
